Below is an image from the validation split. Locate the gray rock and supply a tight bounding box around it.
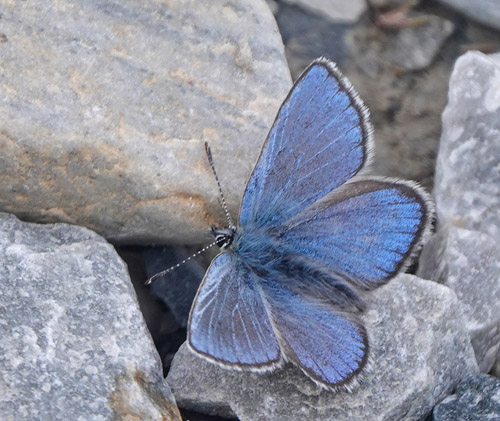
[434,51,500,240]
[275,3,349,79]
[387,15,454,71]
[491,359,500,378]
[0,0,291,245]
[418,225,500,373]
[433,374,500,421]
[281,0,368,23]
[0,213,180,420]
[367,0,420,8]
[167,275,478,421]
[265,0,280,15]
[436,0,500,31]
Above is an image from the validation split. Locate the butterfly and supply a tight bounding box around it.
[186,57,432,390]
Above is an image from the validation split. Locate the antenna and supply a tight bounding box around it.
[204,142,235,229]
[145,142,234,285]
[145,240,218,285]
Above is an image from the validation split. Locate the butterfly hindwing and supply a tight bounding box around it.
[260,279,368,389]
[188,253,281,370]
[277,179,432,289]
[240,58,372,228]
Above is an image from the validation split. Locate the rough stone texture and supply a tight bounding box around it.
[387,15,454,71]
[167,275,478,421]
[418,225,500,373]
[0,213,180,420]
[434,51,500,240]
[0,0,291,245]
[433,374,500,421]
[436,0,500,31]
[281,0,368,23]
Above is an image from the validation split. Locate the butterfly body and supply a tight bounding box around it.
[228,222,365,313]
[185,57,433,391]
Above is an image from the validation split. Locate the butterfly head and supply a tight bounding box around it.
[211,226,237,249]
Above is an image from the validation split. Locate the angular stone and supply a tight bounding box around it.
[433,374,500,421]
[387,15,454,71]
[280,0,368,23]
[418,225,500,373]
[367,0,420,8]
[0,213,180,420]
[167,275,478,420]
[491,359,500,378]
[275,3,349,79]
[436,0,500,31]
[0,0,291,245]
[434,51,500,240]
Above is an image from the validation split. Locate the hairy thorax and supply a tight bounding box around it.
[231,224,286,276]
[228,223,364,312]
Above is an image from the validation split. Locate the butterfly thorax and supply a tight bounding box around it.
[230,223,286,275]
[217,222,365,312]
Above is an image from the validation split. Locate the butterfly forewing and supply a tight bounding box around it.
[239,58,373,228]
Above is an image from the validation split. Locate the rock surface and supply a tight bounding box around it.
[436,0,500,31]
[281,0,368,23]
[386,14,454,71]
[0,0,291,245]
[433,374,500,421]
[418,225,500,373]
[434,51,500,240]
[167,275,478,421]
[0,213,180,420]
[367,0,419,7]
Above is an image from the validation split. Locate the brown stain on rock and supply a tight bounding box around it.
[1,129,217,243]
[169,69,237,107]
[0,131,134,223]
[110,368,181,421]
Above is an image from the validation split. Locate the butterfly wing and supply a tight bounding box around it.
[239,57,372,228]
[260,279,368,389]
[187,252,282,370]
[276,179,432,289]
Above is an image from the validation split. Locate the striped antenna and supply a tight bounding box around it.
[145,240,218,285]
[204,142,235,229]
[146,142,233,285]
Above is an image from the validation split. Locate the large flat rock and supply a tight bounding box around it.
[0,0,291,244]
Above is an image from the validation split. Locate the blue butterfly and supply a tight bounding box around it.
[186,57,432,390]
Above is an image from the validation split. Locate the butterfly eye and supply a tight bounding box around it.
[215,234,229,248]
[215,233,234,249]
[212,227,236,249]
